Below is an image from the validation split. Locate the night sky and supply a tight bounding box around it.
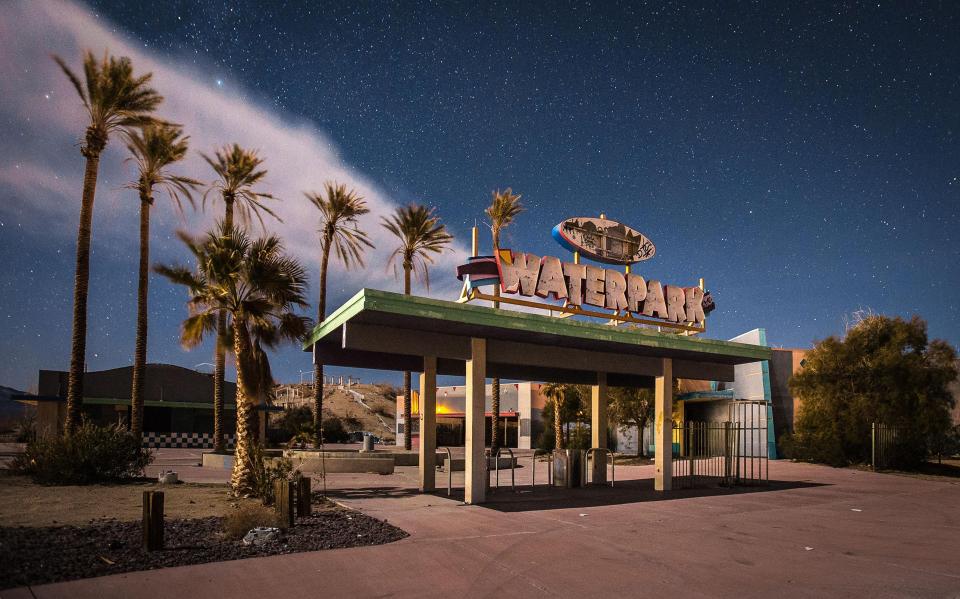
[1,1,958,392]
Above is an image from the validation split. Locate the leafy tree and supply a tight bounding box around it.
[124,123,199,439]
[200,144,279,453]
[306,182,373,444]
[788,314,957,468]
[609,386,655,456]
[156,224,309,495]
[54,51,162,434]
[485,189,523,453]
[381,204,453,450]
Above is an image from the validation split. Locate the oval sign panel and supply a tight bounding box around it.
[551,217,656,265]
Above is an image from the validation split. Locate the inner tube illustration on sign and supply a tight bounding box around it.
[551,216,656,265]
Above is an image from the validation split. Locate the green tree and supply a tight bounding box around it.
[789,314,957,468]
[200,144,279,453]
[124,123,199,439]
[156,224,309,495]
[485,188,523,453]
[609,386,655,456]
[306,182,373,444]
[381,204,454,450]
[54,51,162,434]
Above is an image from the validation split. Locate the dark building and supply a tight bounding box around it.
[26,364,242,448]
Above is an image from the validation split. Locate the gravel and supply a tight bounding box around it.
[0,503,407,590]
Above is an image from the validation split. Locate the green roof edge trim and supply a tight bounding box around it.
[304,288,772,361]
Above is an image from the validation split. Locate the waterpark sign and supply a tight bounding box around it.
[497,250,707,326]
[455,214,714,332]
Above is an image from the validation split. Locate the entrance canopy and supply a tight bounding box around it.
[305,288,772,505]
[303,288,771,385]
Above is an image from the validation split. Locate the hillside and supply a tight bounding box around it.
[281,383,398,441]
[0,386,31,431]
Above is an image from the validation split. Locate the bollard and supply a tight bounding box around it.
[274,479,295,528]
[296,476,312,518]
[142,491,164,551]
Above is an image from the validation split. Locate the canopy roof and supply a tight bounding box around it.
[305,288,772,386]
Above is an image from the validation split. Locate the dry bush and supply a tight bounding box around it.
[223,503,282,540]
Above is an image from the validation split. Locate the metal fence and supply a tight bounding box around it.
[872,422,906,470]
[672,400,769,489]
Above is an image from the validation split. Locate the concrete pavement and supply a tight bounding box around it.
[7,458,960,598]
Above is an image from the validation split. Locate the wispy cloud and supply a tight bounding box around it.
[0,0,469,302]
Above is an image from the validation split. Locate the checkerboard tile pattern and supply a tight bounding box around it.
[142,432,236,449]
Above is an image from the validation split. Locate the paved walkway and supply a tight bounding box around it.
[7,458,960,598]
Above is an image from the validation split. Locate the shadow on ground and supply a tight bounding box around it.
[411,478,829,512]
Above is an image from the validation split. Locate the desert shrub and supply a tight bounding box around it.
[222,503,282,540]
[15,413,36,443]
[11,420,152,484]
[247,443,299,505]
[789,314,957,468]
[321,417,348,443]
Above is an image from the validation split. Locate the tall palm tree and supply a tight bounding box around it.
[485,189,523,453]
[381,204,454,450]
[306,182,373,444]
[54,51,162,435]
[156,224,309,495]
[124,123,199,440]
[543,382,567,451]
[200,144,279,453]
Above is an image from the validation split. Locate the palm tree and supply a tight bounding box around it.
[125,123,199,440]
[485,189,523,453]
[200,144,279,453]
[306,182,373,444]
[543,383,567,451]
[156,224,309,495]
[54,51,162,434]
[381,204,454,450]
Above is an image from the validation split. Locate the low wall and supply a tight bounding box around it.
[285,450,395,474]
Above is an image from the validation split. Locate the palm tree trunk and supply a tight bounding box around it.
[130,193,151,438]
[230,319,257,495]
[491,286,501,453]
[402,263,412,451]
[65,151,101,435]
[212,200,234,454]
[313,244,331,445]
[554,399,563,450]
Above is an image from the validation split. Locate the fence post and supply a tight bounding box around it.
[296,476,312,518]
[871,422,876,471]
[723,422,732,485]
[274,479,295,528]
[142,491,164,551]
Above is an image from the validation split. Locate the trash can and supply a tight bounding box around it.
[361,434,374,452]
[552,449,583,488]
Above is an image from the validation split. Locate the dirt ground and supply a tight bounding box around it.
[0,474,258,527]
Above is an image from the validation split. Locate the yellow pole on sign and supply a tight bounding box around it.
[471,226,478,257]
[574,251,580,264]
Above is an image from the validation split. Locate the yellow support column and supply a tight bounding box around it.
[591,372,608,484]
[655,358,673,491]
[418,356,437,493]
[465,338,487,504]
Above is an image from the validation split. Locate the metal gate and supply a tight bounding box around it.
[672,400,769,488]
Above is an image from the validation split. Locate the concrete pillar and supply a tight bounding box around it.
[418,356,437,492]
[465,338,487,504]
[517,383,532,450]
[591,372,608,484]
[655,358,673,491]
